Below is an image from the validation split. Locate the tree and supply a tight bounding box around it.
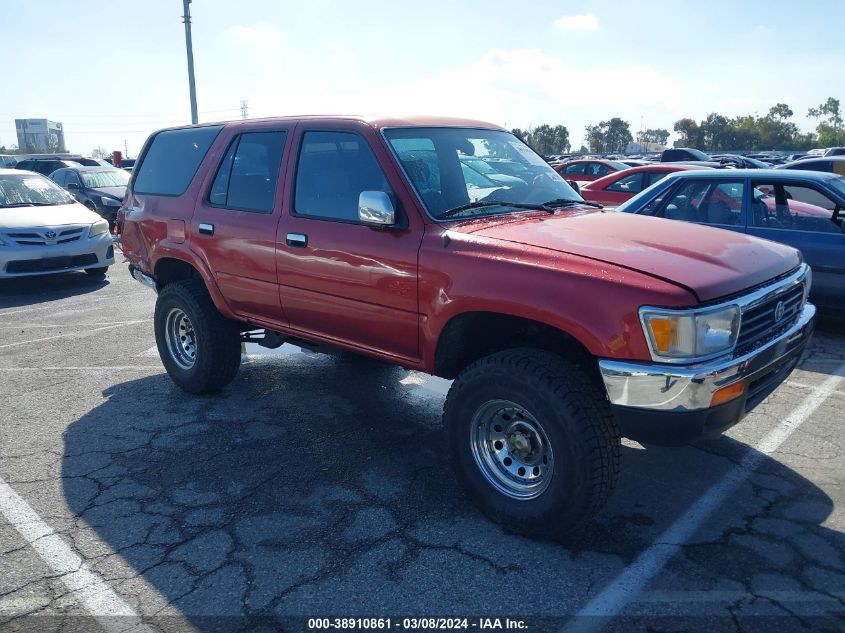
[584,124,604,153]
[673,118,700,147]
[700,113,732,151]
[769,103,793,120]
[808,97,843,145]
[584,118,632,153]
[529,124,570,155]
[636,128,670,148]
[510,128,528,144]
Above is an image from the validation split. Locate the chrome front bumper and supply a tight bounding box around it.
[599,303,815,413]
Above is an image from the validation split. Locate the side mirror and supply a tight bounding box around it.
[567,180,580,194]
[358,191,396,227]
[67,182,79,191]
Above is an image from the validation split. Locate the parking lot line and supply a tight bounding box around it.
[0,320,149,330]
[0,475,155,633]
[565,360,845,632]
[0,291,141,318]
[0,321,146,350]
[0,366,160,371]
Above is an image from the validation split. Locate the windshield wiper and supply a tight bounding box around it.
[0,203,35,208]
[439,200,555,219]
[542,198,604,210]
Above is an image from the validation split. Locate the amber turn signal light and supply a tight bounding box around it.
[710,380,746,407]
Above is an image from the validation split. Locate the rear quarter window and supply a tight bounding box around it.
[133,125,223,196]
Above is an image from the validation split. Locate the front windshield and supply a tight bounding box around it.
[384,128,582,219]
[0,174,74,208]
[81,169,130,188]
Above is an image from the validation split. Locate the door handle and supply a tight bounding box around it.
[198,223,214,236]
[286,233,308,247]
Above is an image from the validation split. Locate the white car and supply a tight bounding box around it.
[0,168,115,278]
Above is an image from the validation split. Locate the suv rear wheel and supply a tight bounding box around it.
[444,348,621,537]
[154,279,242,394]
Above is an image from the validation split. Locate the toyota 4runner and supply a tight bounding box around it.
[119,116,815,536]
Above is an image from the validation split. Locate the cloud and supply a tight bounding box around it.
[240,46,680,148]
[553,13,599,31]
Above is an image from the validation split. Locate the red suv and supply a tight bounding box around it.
[120,116,815,536]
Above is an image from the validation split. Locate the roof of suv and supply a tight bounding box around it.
[156,115,507,133]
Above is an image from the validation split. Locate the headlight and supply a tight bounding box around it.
[101,197,121,207]
[640,304,740,362]
[89,220,109,238]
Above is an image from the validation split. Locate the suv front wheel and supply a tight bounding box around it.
[444,349,621,537]
[154,279,242,394]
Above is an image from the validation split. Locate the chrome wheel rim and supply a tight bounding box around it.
[164,308,197,370]
[469,400,554,500]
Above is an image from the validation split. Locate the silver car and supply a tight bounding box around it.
[0,168,115,278]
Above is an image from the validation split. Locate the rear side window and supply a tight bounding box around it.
[606,172,644,193]
[134,125,223,196]
[208,131,286,213]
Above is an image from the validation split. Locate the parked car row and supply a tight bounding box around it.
[9,155,132,227]
[6,119,845,316]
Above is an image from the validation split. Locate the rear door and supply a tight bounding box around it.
[275,122,423,362]
[746,178,844,309]
[191,123,292,326]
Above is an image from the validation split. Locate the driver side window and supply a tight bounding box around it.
[751,182,841,233]
[606,172,644,194]
[294,131,393,222]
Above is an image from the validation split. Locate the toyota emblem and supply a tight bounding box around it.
[44,230,57,240]
[774,300,785,322]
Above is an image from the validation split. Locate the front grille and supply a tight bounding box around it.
[5,253,98,274]
[5,226,85,246]
[735,283,804,354]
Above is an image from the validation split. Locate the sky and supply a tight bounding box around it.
[2,0,843,156]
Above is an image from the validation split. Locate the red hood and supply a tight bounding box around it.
[451,210,801,302]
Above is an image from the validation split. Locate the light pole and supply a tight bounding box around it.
[182,0,198,125]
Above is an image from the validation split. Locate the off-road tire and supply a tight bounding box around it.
[154,279,241,394]
[444,348,621,537]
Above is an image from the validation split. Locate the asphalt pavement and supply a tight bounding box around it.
[0,264,843,633]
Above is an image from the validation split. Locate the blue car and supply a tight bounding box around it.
[617,169,845,311]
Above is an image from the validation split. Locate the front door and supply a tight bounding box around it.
[191,123,292,326]
[276,124,423,363]
[747,179,845,310]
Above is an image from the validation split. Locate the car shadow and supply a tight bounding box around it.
[61,352,844,631]
[0,272,108,309]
